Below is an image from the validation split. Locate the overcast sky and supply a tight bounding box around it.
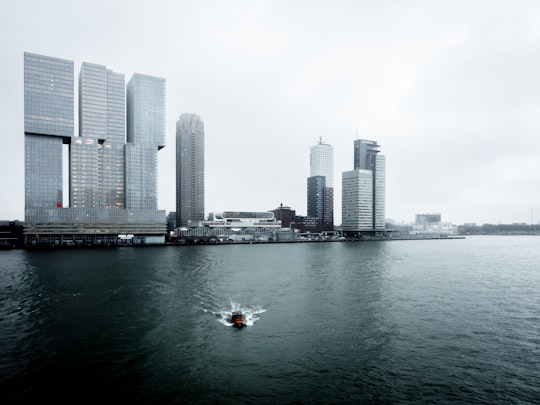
[1,0,539,225]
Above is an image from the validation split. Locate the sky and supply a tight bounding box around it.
[1,0,539,226]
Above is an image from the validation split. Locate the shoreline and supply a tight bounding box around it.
[11,234,466,250]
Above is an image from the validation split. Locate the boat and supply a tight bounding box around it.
[230,311,246,328]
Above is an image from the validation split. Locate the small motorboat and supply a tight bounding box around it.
[230,311,246,328]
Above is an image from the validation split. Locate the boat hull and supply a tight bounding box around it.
[230,312,246,328]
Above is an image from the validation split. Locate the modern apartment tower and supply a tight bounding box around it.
[307,138,334,232]
[23,52,166,246]
[342,139,386,233]
[176,113,205,227]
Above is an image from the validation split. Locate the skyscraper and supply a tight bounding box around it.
[342,139,385,232]
[176,113,205,227]
[23,52,166,246]
[307,138,333,231]
[24,52,74,212]
[73,62,126,209]
[310,137,333,188]
[126,73,166,210]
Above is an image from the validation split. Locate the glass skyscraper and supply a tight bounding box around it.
[307,138,334,231]
[176,113,205,227]
[24,53,74,138]
[126,74,166,210]
[73,62,126,209]
[24,53,74,212]
[24,52,166,246]
[342,139,385,231]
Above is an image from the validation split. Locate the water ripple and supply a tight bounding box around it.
[1,238,540,403]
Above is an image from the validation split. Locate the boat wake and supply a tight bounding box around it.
[212,301,266,327]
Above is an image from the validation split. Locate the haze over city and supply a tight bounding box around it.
[1,0,539,225]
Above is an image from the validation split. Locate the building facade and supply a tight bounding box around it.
[342,139,385,233]
[272,204,296,228]
[175,211,290,243]
[23,52,166,246]
[176,113,205,227]
[0,221,24,249]
[415,213,442,224]
[24,53,73,212]
[126,73,166,210]
[307,138,334,231]
[73,62,126,209]
[310,137,333,188]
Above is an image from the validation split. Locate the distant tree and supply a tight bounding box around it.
[458,222,539,235]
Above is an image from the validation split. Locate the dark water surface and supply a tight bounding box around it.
[1,236,539,403]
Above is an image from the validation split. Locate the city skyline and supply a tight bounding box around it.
[2,1,539,226]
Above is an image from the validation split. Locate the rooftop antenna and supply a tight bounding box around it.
[319,136,322,144]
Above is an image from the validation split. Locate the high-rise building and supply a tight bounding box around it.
[73,62,126,209]
[24,52,74,212]
[23,52,166,246]
[310,137,333,187]
[307,176,326,220]
[354,139,379,172]
[176,113,205,227]
[126,73,166,210]
[342,139,385,232]
[307,138,333,231]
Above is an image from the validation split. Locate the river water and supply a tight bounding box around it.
[1,236,539,403]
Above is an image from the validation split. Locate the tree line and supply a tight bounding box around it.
[458,223,540,235]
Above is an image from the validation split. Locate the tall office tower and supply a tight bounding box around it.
[24,52,166,246]
[126,73,166,210]
[310,137,333,187]
[307,138,334,231]
[24,52,74,213]
[176,113,205,227]
[73,62,125,208]
[342,139,385,231]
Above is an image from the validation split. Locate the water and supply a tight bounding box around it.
[1,236,539,403]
